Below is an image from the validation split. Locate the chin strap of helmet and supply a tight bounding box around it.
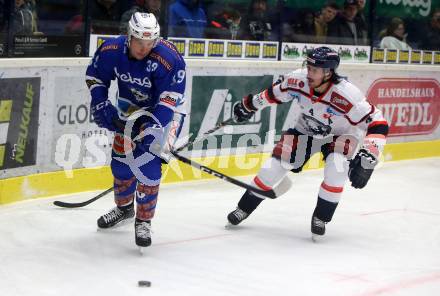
[314,69,333,90]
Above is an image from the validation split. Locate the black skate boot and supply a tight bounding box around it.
[135,218,152,250]
[227,207,249,225]
[311,197,338,241]
[226,190,264,227]
[311,215,326,242]
[97,203,134,229]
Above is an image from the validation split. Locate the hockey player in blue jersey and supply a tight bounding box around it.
[85,12,187,249]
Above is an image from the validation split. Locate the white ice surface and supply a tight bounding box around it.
[1,158,440,296]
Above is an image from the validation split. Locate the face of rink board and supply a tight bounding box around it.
[0,157,439,296]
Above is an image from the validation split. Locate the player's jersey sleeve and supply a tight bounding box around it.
[334,82,375,125]
[335,81,389,154]
[244,70,304,112]
[85,40,119,104]
[150,43,187,127]
[336,82,388,135]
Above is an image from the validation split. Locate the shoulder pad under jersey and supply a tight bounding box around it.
[149,39,185,72]
[331,80,374,124]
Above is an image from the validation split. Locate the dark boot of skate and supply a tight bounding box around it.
[97,203,134,229]
[135,218,152,248]
[311,215,326,242]
[226,190,263,226]
[227,207,249,225]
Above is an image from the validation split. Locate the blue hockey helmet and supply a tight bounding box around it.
[306,47,340,70]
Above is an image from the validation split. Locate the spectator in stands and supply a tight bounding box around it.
[206,8,241,40]
[379,17,411,50]
[314,1,339,43]
[168,0,207,38]
[289,9,316,43]
[241,0,274,41]
[120,0,162,34]
[419,8,440,50]
[327,0,367,45]
[11,0,34,35]
[89,0,123,35]
[24,0,38,32]
[65,14,84,35]
[355,0,368,42]
[0,0,5,32]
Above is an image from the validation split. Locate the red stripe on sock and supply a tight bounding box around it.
[321,182,343,193]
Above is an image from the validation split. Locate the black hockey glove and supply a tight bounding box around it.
[233,95,255,123]
[348,148,378,189]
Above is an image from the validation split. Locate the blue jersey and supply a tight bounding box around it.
[86,36,186,127]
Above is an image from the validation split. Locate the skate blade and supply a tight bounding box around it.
[311,234,324,243]
[138,246,150,255]
[97,217,135,232]
[225,222,240,229]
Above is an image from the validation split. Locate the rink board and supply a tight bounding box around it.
[0,58,439,204]
[1,139,439,205]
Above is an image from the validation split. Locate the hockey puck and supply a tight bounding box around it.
[138,280,151,287]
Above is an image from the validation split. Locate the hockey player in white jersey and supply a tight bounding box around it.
[226,46,389,240]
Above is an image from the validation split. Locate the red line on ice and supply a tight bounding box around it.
[353,273,440,296]
[154,233,234,246]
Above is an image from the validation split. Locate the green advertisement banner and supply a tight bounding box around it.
[190,75,274,150]
[376,0,438,19]
[0,78,40,169]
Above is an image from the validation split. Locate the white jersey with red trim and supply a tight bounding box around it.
[252,69,385,140]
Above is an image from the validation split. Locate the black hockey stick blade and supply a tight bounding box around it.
[170,151,292,199]
[53,187,114,208]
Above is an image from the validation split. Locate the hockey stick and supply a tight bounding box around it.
[53,187,114,208]
[53,118,234,208]
[170,150,292,199]
[174,118,234,153]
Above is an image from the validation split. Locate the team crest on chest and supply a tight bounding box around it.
[130,87,150,101]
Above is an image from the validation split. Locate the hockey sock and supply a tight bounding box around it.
[238,190,264,214]
[313,196,338,222]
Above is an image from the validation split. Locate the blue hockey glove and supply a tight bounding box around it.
[134,122,165,157]
[233,94,255,123]
[91,99,121,132]
[348,148,378,189]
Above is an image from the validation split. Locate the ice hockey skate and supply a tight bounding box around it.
[135,219,152,253]
[225,207,249,228]
[97,204,135,230]
[311,215,326,242]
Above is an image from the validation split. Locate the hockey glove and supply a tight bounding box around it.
[91,99,121,132]
[134,122,166,157]
[348,148,378,189]
[233,95,255,123]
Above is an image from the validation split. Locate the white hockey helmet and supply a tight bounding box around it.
[128,12,160,46]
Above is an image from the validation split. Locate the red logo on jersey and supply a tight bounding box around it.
[366,78,440,137]
[330,92,353,113]
[287,78,304,89]
[322,113,332,119]
[160,95,177,107]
